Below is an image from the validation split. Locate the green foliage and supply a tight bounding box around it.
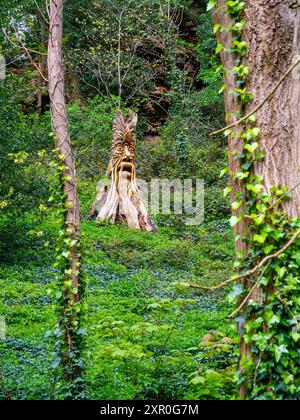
[0,214,235,400]
[64,0,186,102]
[188,331,237,400]
[82,220,236,400]
[0,75,51,214]
[68,97,117,180]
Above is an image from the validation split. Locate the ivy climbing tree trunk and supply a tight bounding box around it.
[212,0,247,256]
[213,0,300,400]
[48,0,82,382]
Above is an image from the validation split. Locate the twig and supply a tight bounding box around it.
[228,262,271,318]
[183,227,300,291]
[210,57,300,136]
[34,0,49,24]
[268,180,300,212]
[117,11,124,106]
[2,29,47,56]
[0,53,26,69]
[24,45,48,82]
[2,28,48,81]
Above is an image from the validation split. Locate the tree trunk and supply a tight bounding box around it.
[212,1,247,256]
[48,0,82,381]
[213,0,300,399]
[244,1,300,216]
[91,109,155,232]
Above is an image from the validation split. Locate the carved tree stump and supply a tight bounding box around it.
[90,110,155,232]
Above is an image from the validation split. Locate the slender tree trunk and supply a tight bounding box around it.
[213,0,300,399]
[212,1,247,256]
[48,0,82,381]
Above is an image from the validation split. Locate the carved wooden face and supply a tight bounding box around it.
[108,110,138,180]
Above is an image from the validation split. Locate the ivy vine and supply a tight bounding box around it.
[47,150,87,399]
[209,0,300,400]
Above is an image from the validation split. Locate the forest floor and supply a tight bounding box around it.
[0,216,237,400]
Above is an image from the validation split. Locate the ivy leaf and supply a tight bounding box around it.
[253,213,265,225]
[247,114,257,123]
[252,127,260,137]
[220,167,229,177]
[291,329,300,342]
[213,23,220,33]
[207,0,216,11]
[253,233,267,244]
[274,345,289,363]
[216,43,223,54]
[231,201,242,210]
[267,314,281,327]
[235,171,249,180]
[224,186,233,197]
[275,266,287,279]
[244,142,259,153]
[227,284,243,303]
[230,215,240,227]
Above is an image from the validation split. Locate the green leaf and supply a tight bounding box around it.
[235,171,249,180]
[274,345,288,363]
[224,186,233,197]
[253,233,267,244]
[215,43,223,54]
[207,0,216,11]
[213,23,220,33]
[275,266,287,279]
[230,215,240,227]
[231,201,242,210]
[244,142,259,153]
[220,167,229,177]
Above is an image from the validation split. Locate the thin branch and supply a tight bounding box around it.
[34,0,49,24]
[228,262,271,319]
[210,57,300,136]
[268,180,300,212]
[183,227,300,291]
[117,11,124,106]
[2,28,47,56]
[24,45,48,82]
[2,28,48,81]
[0,53,26,69]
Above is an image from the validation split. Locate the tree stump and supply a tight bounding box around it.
[90,110,155,232]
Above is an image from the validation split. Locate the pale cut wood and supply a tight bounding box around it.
[91,110,155,232]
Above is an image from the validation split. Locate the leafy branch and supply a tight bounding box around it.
[181,226,300,291]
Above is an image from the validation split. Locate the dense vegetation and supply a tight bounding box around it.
[3,0,298,401]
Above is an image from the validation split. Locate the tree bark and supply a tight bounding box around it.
[244,0,300,217]
[212,1,247,256]
[48,0,81,380]
[213,0,300,399]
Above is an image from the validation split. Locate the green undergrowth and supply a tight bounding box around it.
[0,215,237,400]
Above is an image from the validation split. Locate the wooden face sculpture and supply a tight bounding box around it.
[91,109,155,232]
[107,110,138,184]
